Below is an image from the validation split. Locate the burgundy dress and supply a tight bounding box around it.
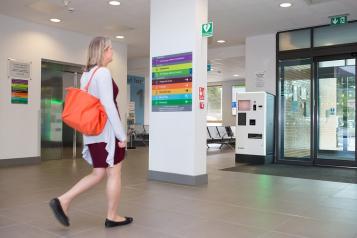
[88,80,125,168]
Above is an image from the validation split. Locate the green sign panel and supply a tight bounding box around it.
[202,22,213,37]
[331,15,348,25]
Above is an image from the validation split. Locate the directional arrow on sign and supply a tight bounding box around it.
[332,18,338,24]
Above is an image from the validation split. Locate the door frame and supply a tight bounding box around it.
[276,54,357,167]
[41,60,83,160]
[276,58,314,166]
[313,54,357,167]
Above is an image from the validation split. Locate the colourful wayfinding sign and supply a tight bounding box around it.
[152,52,192,112]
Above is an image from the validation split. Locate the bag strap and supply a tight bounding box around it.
[84,66,100,92]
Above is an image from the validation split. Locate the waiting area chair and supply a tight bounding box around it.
[207,126,235,149]
[131,124,150,146]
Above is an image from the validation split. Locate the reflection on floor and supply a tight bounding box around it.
[1,147,357,237]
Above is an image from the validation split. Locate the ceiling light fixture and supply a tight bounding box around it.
[115,35,125,39]
[233,74,239,77]
[50,18,61,23]
[109,1,121,6]
[280,2,292,8]
[217,40,226,44]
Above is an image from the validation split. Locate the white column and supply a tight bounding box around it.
[149,0,208,185]
[245,34,276,95]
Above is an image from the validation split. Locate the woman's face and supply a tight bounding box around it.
[103,46,113,65]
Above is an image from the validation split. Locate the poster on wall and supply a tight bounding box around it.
[8,59,31,80]
[255,71,265,89]
[8,59,31,105]
[152,52,192,112]
[11,79,29,104]
[127,75,145,124]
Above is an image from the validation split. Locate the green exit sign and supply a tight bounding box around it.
[330,15,348,25]
[202,22,213,37]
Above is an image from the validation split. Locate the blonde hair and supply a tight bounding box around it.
[84,36,112,71]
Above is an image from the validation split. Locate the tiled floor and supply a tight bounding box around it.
[1,147,357,237]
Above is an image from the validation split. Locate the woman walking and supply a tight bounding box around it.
[49,36,133,228]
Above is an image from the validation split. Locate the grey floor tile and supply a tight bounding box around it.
[29,209,104,237]
[114,202,207,236]
[299,204,357,224]
[1,148,357,238]
[333,185,357,199]
[259,231,308,238]
[68,223,181,238]
[321,196,357,211]
[274,217,357,238]
[0,223,60,238]
[0,215,18,228]
[181,219,266,238]
[165,197,237,219]
[0,202,55,223]
[218,206,295,230]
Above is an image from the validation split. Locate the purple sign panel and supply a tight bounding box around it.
[152,52,192,67]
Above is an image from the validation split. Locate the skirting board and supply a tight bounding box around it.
[0,157,41,167]
[148,170,208,186]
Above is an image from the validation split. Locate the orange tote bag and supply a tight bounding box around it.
[62,67,107,136]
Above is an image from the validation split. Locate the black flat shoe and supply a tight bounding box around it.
[49,198,70,227]
[105,217,133,228]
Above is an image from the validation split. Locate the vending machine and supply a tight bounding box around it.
[235,92,274,164]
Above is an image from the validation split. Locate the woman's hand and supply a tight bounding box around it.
[118,140,127,148]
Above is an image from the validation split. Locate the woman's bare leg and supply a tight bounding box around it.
[58,168,106,214]
[106,162,125,221]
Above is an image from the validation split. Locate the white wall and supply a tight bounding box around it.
[245,34,276,95]
[0,14,127,160]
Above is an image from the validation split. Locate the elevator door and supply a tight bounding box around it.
[41,61,83,160]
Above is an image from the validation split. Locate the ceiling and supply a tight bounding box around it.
[208,57,245,82]
[0,0,150,59]
[0,0,357,81]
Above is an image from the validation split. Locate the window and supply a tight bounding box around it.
[207,86,222,122]
[314,22,357,47]
[232,85,246,115]
[279,29,311,51]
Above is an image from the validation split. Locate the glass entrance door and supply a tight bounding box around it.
[278,59,312,162]
[316,57,356,164]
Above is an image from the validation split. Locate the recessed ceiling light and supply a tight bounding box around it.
[280,2,292,8]
[217,40,226,44]
[50,18,61,23]
[109,1,120,6]
[115,35,125,39]
[233,74,239,77]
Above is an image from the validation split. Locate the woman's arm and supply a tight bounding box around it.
[96,68,127,142]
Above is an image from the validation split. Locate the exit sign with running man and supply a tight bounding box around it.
[330,15,348,26]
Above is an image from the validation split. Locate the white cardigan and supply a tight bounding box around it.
[80,66,127,167]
